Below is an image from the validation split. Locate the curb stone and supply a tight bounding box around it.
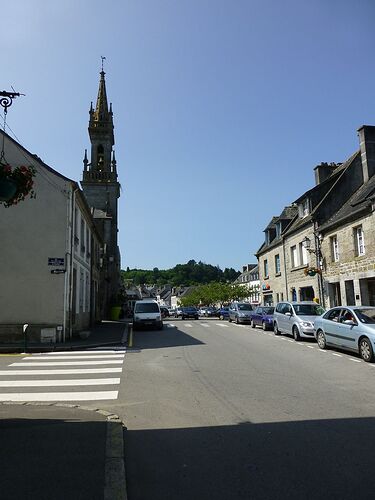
[0,402,128,500]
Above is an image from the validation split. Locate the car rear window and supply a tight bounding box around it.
[238,304,253,311]
[293,304,325,316]
[263,307,274,314]
[135,303,159,313]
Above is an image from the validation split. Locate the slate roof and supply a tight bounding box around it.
[319,174,375,232]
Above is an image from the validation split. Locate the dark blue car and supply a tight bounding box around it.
[218,307,229,320]
[251,306,274,330]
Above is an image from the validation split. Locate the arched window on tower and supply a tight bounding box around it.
[97,145,104,170]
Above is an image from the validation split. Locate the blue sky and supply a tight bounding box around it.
[3,0,375,271]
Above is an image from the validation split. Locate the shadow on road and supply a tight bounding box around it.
[125,417,375,500]
[0,413,106,500]
[129,324,205,350]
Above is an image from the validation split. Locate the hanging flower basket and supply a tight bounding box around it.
[304,266,321,277]
[0,164,36,207]
[0,178,18,201]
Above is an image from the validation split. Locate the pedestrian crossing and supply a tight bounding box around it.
[167,322,230,329]
[0,349,125,402]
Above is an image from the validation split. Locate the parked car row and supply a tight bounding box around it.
[134,299,375,362]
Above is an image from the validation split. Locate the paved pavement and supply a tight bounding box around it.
[0,321,128,499]
[0,403,126,500]
[0,320,128,353]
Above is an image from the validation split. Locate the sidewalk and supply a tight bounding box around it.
[0,320,129,353]
[0,403,127,500]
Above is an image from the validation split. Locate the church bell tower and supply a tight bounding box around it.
[81,63,121,311]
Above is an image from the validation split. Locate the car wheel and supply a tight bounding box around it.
[220,314,224,320]
[181,316,185,320]
[273,322,280,335]
[251,320,255,328]
[262,321,267,331]
[228,317,232,323]
[316,330,326,349]
[236,316,240,324]
[293,326,301,341]
[359,337,374,362]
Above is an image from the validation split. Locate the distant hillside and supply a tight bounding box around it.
[121,260,241,286]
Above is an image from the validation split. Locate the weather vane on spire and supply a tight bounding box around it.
[101,56,106,72]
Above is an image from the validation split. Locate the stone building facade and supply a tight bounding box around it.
[256,124,375,308]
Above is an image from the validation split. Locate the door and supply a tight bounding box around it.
[284,303,294,335]
[322,308,342,347]
[338,308,358,350]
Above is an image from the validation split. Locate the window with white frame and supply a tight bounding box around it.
[299,242,308,265]
[298,198,310,218]
[354,226,365,256]
[275,254,281,274]
[330,235,339,262]
[291,245,298,268]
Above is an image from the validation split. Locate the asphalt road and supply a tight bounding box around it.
[114,318,375,500]
[2,319,375,499]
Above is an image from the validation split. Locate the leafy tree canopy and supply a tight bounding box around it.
[121,261,241,287]
[179,282,251,307]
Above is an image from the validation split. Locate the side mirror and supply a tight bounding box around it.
[344,320,356,326]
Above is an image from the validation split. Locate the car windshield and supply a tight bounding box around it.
[184,307,197,311]
[354,309,375,324]
[293,304,325,316]
[135,303,159,313]
[263,307,274,314]
[238,304,252,311]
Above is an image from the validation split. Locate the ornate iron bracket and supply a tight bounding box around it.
[0,91,24,113]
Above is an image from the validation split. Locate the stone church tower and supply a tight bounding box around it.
[81,68,121,315]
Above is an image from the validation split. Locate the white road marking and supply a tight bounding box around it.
[46,350,125,355]
[0,368,123,375]
[0,391,119,402]
[307,346,315,349]
[317,349,327,353]
[10,360,124,367]
[23,354,125,360]
[0,378,121,387]
[349,358,361,363]
[332,353,342,357]
[200,323,210,327]
[216,323,229,328]
[287,339,294,343]
[184,324,193,328]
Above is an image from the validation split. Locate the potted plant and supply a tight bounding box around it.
[304,266,321,277]
[0,163,36,207]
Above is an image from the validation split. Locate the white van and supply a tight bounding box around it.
[133,300,163,330]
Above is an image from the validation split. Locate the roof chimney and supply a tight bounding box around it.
[358,125,375,182]
[314,162,338,185]
[242,266,247,273]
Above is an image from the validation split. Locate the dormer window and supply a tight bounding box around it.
[299,198,310,218]
[275,223,281,238]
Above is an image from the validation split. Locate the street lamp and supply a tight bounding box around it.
[301,233,325,308]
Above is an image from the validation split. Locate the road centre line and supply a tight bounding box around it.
[306,346,315,349]
[0,378,121,387]
[24,354,125,360]
[10,360,124,367]
[0,368,123,375]
[0,391,119,402]
[332,353,342,357]
[349,358,361,363]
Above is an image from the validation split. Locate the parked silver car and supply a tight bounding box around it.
[314,306,375,362]
[273,301,325,340]
[228,302,254,324]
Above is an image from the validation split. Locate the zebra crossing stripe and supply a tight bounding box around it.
[23,354,125,360]
[0,391,119,402]
[0,378,121,387]
[0,368,123,375]
[10,360,124,367]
